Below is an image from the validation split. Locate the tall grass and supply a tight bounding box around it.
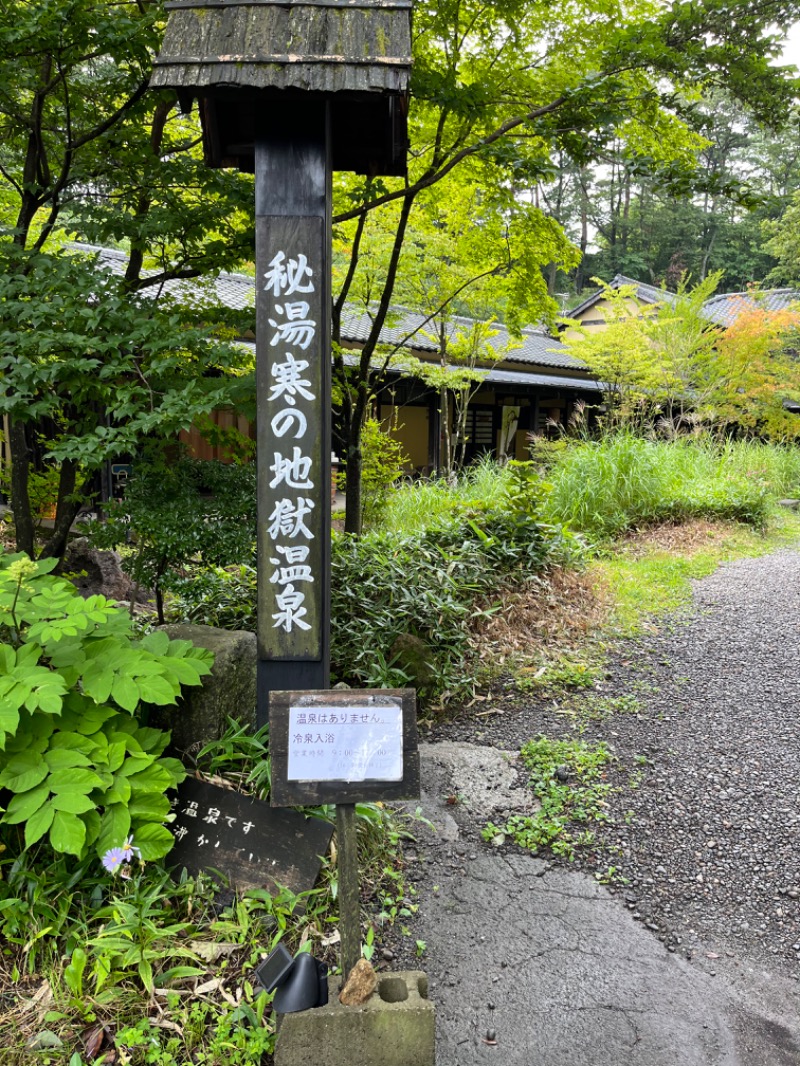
[380,437,800,542]
[543,435,800,539]
[379,454,515,534]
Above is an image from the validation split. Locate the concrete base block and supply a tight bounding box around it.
[275,971,435,1066]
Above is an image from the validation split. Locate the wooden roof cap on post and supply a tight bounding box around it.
[150,0,413,175]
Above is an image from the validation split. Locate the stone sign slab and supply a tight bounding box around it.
[167,776,333,894]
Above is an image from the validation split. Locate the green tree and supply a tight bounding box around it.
[561,282,664,426]
[330,0,800,531]
[0,1,254,558]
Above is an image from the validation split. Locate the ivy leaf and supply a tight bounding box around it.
[50,810,87,856]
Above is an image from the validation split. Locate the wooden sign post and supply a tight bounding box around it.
[270,688,419,981]
[254,108,332,712]
[150,2,413,978]
[150,0,412,726]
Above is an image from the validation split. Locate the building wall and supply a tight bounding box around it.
[379,404,430,471]
[562,295,651,340]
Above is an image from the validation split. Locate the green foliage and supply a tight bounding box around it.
[483,736,613,860]
[542,434,775,540]
[338,419,409,528]
[167,464,573,706]
[90,459,257,623]
[0,551,212,860]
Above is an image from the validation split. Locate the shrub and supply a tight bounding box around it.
[91,458,257,622]
[0,552,213,860]
[168,465,577,705]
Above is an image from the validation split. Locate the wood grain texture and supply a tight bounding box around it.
[151,1,412,94]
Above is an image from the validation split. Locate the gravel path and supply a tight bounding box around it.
[574,547,800,976]
[422,547,800,980]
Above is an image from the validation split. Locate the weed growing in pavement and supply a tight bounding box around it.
[483,736,614,860]
[515,654,605,695]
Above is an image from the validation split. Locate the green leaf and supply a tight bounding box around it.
[0,704,20,749]
[127,793,170,823]
[25,803,55,847]
[130,822,175,860]
[111,674,140,712]
[137,674,178,706]
[46,768,105,793]
[49,811,87,857]
[2,783,50,825]
[44,749,91,771]
[50,792,96,815]
[0,751,49,792]
[104,774,132,806]
[125,763,173,794]
[98,803,132,855]
[81,665,115,705]
[141,631,170,656]
[48,731,94,753]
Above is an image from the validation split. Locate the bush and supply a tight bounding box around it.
[0,552,213,860]
[91,458,257,622]
[168,464,575,705]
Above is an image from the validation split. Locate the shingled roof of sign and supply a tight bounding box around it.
[150,0,413,95]
[74,244,583,373]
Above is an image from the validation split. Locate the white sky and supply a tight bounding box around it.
[780,23,800,69]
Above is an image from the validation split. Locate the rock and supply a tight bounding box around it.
[339,958,378,1006]
[62,538,145,602]
[389,633,438,694]
[152,624,257,752]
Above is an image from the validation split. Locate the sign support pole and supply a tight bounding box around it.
[254,104,332,727]
[336,802,362,984]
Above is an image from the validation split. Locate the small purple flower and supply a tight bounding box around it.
[101,847,127,873]
[101,836,143,876]
[120,836,138,860]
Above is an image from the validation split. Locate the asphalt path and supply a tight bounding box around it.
[395,550,800,1064]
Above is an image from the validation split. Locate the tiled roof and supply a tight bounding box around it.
[701,289,800,328]
[342,307,585,371]
[73,244,256,311]
[569,273,800,329]
[569,274,673,318]
[70,243,583,372]
[337,349,602,391]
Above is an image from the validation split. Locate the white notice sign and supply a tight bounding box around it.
[287,702,403,782]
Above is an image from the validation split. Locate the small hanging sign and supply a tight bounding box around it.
[270,688,419,806]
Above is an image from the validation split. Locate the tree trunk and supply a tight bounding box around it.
[39,460,83,561]
[9,420,35,557]
[343,420,363,535]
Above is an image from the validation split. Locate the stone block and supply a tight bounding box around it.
[151,624,257,752]
[275,972,434,1066]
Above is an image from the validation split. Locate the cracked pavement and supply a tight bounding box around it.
[397,742,800,1065]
